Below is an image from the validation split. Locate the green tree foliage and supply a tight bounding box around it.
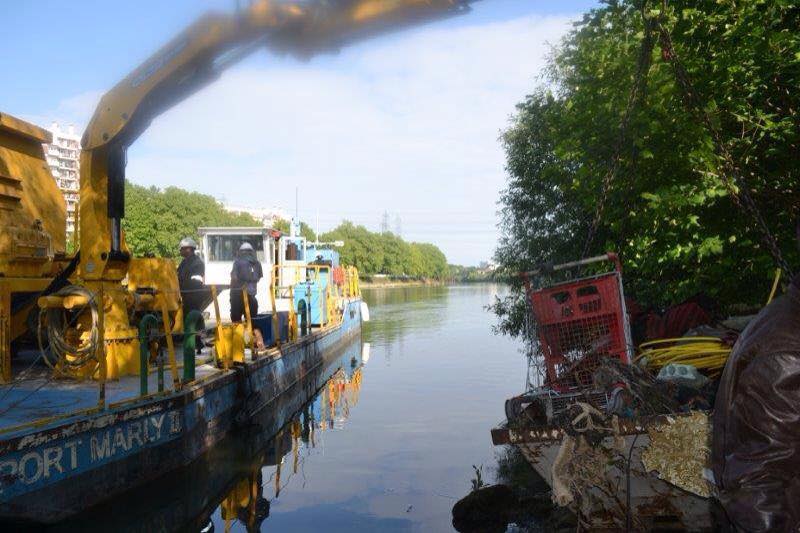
[494,1,800,337]
[272,218,317,242]
[123,181,259,258]
[320,221,449,278]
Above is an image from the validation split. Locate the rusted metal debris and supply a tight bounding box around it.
[493,411,713,530]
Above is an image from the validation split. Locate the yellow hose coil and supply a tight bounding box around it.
[636,337,732,373]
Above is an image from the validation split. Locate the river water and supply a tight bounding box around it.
[238,284,526,532]
[55,284,526,532]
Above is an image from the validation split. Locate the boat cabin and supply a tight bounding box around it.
[197,226,282,323]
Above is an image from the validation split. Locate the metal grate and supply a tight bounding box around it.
[527,271,632,393]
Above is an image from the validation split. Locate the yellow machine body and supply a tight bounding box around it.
[216,323,247,365]
[0,112,66,275]
[127,257,182,313]
[97,258,183,380]
[0,113,69,381]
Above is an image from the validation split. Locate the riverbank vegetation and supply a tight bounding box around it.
[448,265,497,283]
[493,1,799,337]
[122,184,455,278]
[320,221,450,279]
[123,181,259,257]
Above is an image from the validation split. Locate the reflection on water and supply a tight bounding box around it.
[214,365,365,533]
[242,284,524,532]
[47,284,524,532]
[362,285,450,347]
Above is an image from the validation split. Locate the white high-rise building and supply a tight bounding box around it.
[44,122,81,238]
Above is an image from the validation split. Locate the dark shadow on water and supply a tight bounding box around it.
[451,446,576,533]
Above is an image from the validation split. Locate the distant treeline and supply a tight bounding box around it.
[123,181,259,257]
[121,182,452,279]
[319,221,450,279]
[448,265,497,283]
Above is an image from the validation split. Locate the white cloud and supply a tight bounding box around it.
[108,14,574,265]
[22,90,102,133]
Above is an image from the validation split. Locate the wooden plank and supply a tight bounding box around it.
[491,427,510,445]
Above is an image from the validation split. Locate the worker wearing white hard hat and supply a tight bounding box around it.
[230,241,263,322]
[177,236,207,351]
[177,237,203,286]
[179,237,198,250]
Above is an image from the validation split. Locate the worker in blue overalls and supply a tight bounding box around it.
[230,242,263,323]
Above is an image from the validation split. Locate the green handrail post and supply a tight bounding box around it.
[183,310,203,383]
[138,314,159,397]
[298,300,308,337]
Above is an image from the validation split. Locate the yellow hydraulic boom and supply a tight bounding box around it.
[3,0,473,382]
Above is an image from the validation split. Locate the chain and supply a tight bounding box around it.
[582,4,657,259]
[654,2,792,276]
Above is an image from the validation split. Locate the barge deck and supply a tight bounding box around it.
[0,298,363,524]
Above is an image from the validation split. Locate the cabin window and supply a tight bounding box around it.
[206,235,265,262]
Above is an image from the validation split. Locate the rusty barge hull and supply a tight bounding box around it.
[492,418,713,531]
[0,299,363,524]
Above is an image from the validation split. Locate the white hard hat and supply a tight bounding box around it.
[239,242,254,251]
[179,237,198,249]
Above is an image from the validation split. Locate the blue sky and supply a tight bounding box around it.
[3,0,599,265]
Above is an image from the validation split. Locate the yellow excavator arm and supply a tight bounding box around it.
[79,0,473,281]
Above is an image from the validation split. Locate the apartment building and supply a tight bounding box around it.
[44,122,80,238]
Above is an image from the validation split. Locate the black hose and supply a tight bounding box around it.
[43,251,81,296]
[16,251,81,332]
